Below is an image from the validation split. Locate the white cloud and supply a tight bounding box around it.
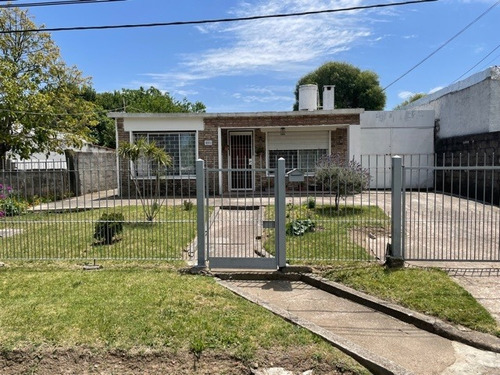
[399,86,444,100]
[232,84,295,104]
[429,86,443,94]
[398,91,414,100]
[143,0,377,88]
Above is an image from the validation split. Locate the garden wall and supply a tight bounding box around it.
[1,148,117,199]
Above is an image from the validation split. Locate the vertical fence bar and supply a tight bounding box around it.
[275,158,286,268]
[390,156,403,261]
[196,159,206,268]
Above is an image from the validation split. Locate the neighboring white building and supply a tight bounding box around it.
[405,66,500,138]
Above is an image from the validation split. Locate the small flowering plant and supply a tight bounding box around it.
[0,183,27,217]
[314,154,371,211]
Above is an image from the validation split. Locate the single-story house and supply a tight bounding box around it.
[109,85,435,195]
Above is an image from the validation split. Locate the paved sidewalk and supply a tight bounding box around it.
[216,274,500,375]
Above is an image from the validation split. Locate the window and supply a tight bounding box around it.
[269,149,327,174]
[267,130,329,174]
[133,132,196,177]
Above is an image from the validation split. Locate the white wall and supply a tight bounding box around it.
[407,66,500,138]
[352,110,435,188]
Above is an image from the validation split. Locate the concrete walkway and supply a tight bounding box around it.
[216,273,500,375]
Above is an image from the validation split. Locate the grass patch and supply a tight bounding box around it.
[0,263,367,374]
[320,263,500,336]
[0,205,196,260]
[264,203,389,262]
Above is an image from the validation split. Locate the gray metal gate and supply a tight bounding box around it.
[195,159,286,270]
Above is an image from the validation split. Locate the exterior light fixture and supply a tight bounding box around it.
[280,127,285,136]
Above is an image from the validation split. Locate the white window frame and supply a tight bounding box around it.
[266,130,330,176]
[131,131,198,179]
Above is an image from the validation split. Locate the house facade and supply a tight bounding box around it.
[111,109,362,194]
[110,107,435,195]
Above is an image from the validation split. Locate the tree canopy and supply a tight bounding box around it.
[96,86,206,114]
[0,7,98,161]
[393,93,426,110]
[294,62,386,111]
[88,87,206,149]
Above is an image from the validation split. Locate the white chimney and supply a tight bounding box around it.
[323,85,335,110]
[298,84,318,111]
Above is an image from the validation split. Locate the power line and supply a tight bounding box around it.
[0,105,125,116]
[454,42,500,83]
[0,0,437,34]
[0,0,125,8]
[383,0,500,91]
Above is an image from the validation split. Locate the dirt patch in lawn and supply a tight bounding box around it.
[350,226,391,260]
[0,346,361,374]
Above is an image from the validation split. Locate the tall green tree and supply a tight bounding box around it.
[294,62,386,110]
[0,7,98,162]
[90,87,206,148]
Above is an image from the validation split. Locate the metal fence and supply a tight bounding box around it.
[1,154,499,265]
[0,159,197,261]
[400,157,500,262]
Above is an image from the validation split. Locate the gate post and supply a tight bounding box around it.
[389,156,404,267]
[196,159,206,268]
[275,158,287,268]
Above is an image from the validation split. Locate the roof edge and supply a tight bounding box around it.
[107,108,364,119]
[405,66,500,109]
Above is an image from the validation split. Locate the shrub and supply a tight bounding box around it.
[286,219,315,236]
[0,184,28,217]
[306,197,316,209]
[314,154,370,210]
[183,200,194,211]
[94,212,125,245]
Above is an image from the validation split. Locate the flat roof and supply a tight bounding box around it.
[107,108,364,119]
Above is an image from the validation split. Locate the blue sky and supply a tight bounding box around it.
[26,0,500,112]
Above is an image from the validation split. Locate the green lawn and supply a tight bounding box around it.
[0,205,196,260]
[0,263,368,374]
[264,203,390,262]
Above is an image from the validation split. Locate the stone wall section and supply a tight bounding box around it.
[331,127,348,158]
[65,150,117,196]
[1,169,71,200]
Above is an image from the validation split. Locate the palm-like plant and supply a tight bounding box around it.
[118,139,172,221]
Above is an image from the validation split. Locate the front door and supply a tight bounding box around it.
[229,131,253,190]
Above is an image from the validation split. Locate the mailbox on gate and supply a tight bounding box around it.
[286,168,304,182]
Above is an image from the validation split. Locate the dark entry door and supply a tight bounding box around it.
[229,132,253,190]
